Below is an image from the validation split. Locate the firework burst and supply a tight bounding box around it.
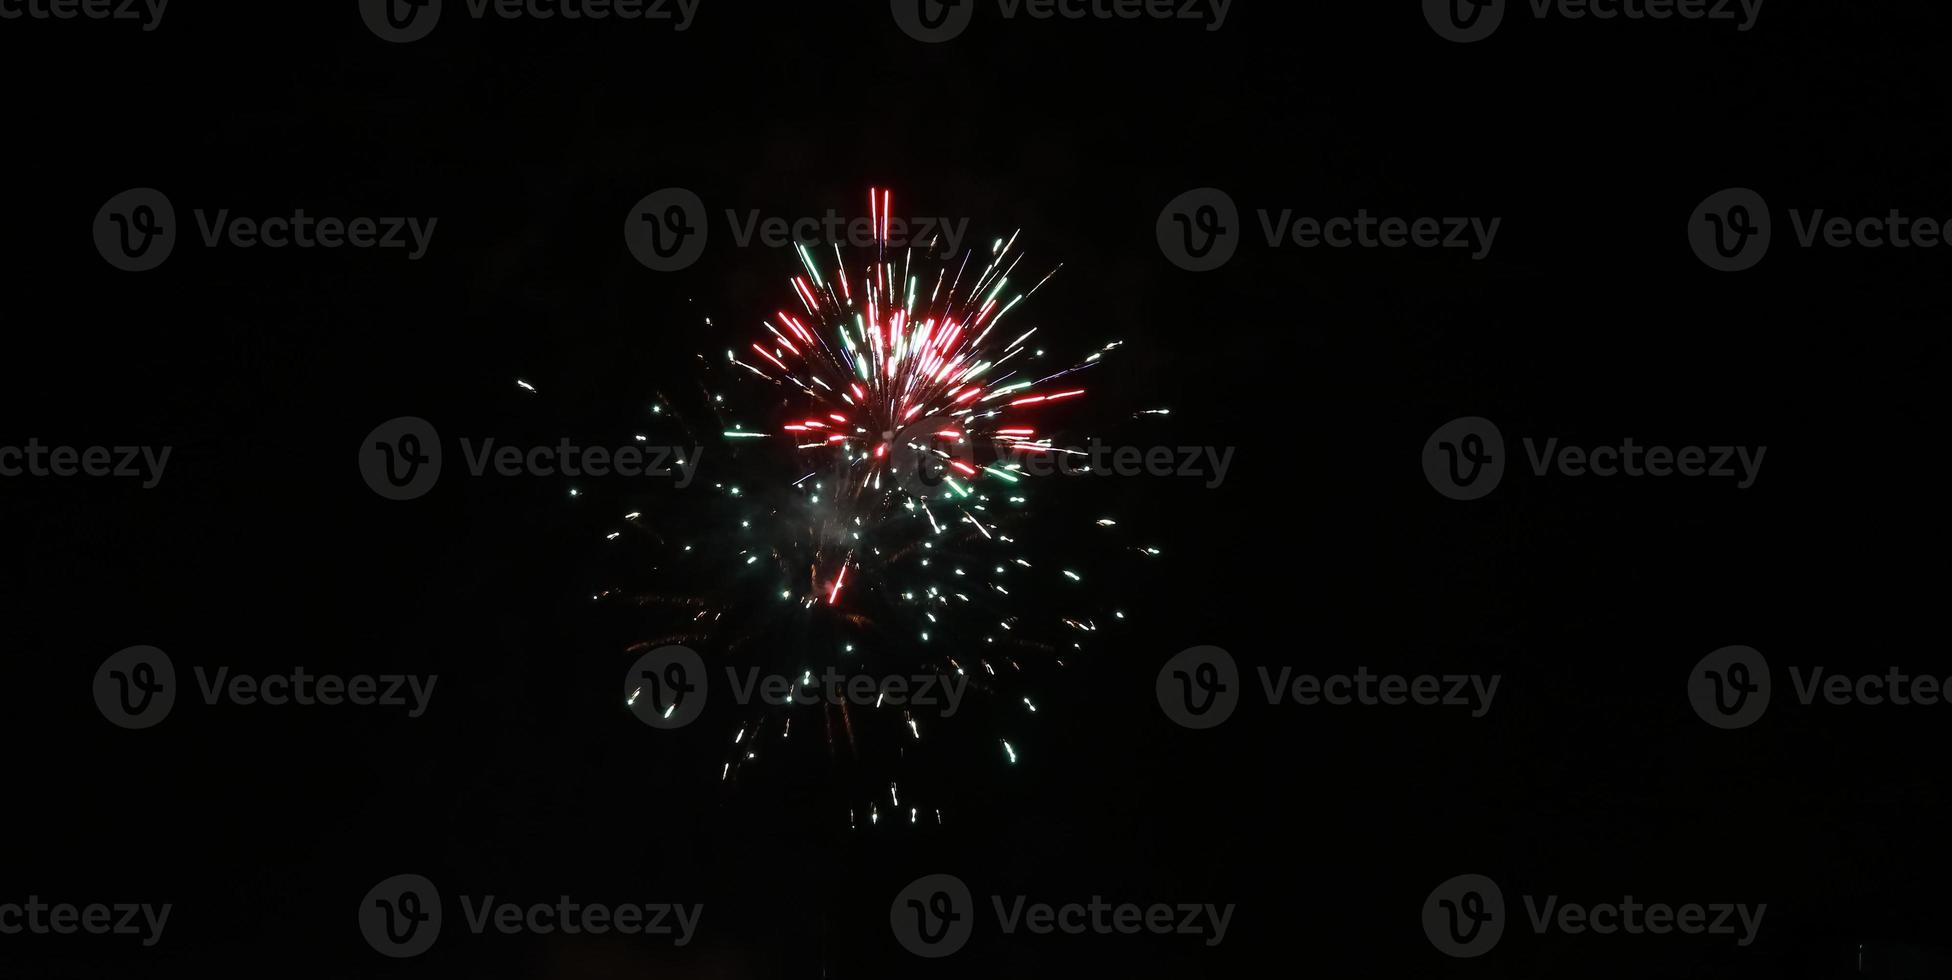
[602,189,1162,828]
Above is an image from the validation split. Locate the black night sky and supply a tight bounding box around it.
[4,2,1951,978]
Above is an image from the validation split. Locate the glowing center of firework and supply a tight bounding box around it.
[723,190,1116,606]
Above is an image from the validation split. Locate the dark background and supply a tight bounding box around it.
[3,1,1948,977]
